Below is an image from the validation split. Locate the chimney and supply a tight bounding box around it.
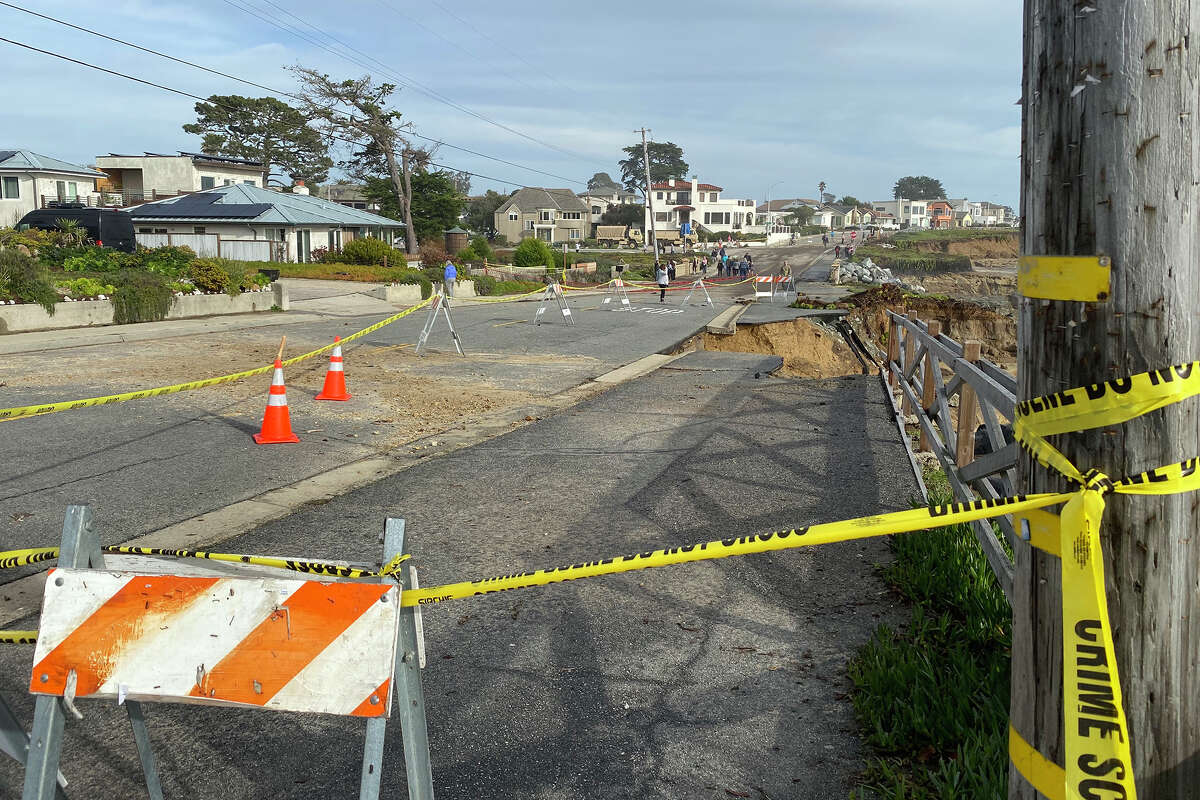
[293,180,309,196]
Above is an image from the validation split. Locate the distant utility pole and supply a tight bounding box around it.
[1012,2,1199,799]
[635,127,659,259]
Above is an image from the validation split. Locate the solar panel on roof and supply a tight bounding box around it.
[129,193,272,219]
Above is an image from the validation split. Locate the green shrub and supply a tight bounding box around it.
[855,245,972,273]
[62,246,124,273]
[511,237,554,268]
[472,274,496,295]
[467,235,494,261]
[112,271,174,324]
[0,249,58,313]
[392,268,432,299]
[491,279,542,295]
[187,258,231,294]
[456,243,479,262]
[342,237,407,266]
[138,245,196,277]
[56,277,116,297]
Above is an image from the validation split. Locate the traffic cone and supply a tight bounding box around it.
[253,359,300,444]
[315,336,352,401]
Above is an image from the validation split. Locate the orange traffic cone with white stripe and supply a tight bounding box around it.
[253,359,300,444]
[315,336,352,401]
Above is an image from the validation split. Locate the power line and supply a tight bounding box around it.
[0,1,584,185]
[0,35,538,189]
[220,0,593,164]
[426,0,571,95]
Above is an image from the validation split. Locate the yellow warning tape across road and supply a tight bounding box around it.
[0,297,432,421]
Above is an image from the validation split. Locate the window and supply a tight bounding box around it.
[569,229,580,239]
[153,228,167,234]
[655,212,668,222]
[193,226,206,234]
[525,220,535,230]
[55,181,77,200]
[224,179,234,186]
[540,210,553,222]
[138,227,153,233]
[508,211,519,220]
[561,211,581,220]
[656,192,663,200]
[1,176,17,199]
[709,192,717,202]
[243,180,256,185]
[201,176,215,190]
[591,206,601,215]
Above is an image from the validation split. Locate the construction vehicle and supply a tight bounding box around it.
[595,225,643,248]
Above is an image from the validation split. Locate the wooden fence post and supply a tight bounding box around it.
[954,340,981,467]
[886,315,900,388]
[901,312,918,415]
[918,320,940,452]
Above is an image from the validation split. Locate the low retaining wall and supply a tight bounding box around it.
[370,280,475,305]
[0,283,288,334]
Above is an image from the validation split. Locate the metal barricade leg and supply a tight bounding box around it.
[125,702,164,800]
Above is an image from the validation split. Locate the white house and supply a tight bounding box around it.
[127,183,404,262]
[871,198,930,229]
[94,151,265,205]
[0,149,104,227]
[645,178,756,236]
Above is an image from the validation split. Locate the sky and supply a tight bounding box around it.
[0,0,1023,207]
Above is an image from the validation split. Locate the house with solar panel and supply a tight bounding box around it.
[0,149,106,228]
[126,183,405,263]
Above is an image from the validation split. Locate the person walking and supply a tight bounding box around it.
[701,255,709,276]
[822,233,828,247]
[442,259,457,297]
[782,259,791,277]
[834,244,842,258]
[746,253,753,273]
[667,260,677,282]
[655,261,668,303]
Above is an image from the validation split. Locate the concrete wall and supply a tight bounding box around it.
[0,283,287,334]
[369,279,476,305]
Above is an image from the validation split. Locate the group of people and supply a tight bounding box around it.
[654,246,757,302]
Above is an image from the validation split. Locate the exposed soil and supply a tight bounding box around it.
[912,236,1019,258]
[702,318,864,379]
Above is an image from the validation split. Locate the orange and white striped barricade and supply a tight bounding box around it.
[21,506,434,800]
[601,278,632,311]
[415,285,464,356]
[533,282,573,326]
[680,278,713,307]
[775,274,797,301]
[0,695,67,794]
[752,276,775,302]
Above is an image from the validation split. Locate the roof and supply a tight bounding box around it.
[0,149,104,177]
[650,181,722,192]
[495,187,588,215]
[127,184,404,227]
[98,151,262,169]
[756,198,813,212]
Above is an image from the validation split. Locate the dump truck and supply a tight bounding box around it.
[595,225,644,248]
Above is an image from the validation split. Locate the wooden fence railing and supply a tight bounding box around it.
[884,310,1019,600]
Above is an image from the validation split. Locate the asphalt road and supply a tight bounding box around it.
[0,351,920,799]
[0,282,744,572]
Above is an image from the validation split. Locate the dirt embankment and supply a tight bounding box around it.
[807,285,1018,369]
[702,318,864,378]
[907,233,1019,259]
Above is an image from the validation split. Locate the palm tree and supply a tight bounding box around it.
[817,181,827,205]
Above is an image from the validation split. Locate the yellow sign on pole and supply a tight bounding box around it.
[1018,255,1111,301]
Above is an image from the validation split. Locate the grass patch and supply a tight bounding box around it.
[849,471,1011,799]
[893,228,1019,244]
[856,245,972,274]
[273,262,416,282]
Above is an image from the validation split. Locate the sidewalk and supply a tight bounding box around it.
[0,350,920,799]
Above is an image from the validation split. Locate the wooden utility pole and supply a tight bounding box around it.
[636,127,659,260]
[1013,2,1199,798]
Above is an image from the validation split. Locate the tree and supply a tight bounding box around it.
[1013,3,1199,798]
[617,142,688,193]
[465,190,509,235]
[818,181,827,202]
[587,172,620,191]
[511,237,553,268]
[182,95,332,187]
[363,170,464,245]
[892,175,946,200]
[290,67,424,253]
[786,206,814,226]
[600,204,643,227]
[837,195,861,207]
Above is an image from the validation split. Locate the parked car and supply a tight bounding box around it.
[16,207,136,252]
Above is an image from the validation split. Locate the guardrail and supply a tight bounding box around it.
[884,310,1018,600]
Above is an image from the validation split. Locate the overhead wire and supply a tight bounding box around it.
[0,1,585,185]
[0,35,537,188]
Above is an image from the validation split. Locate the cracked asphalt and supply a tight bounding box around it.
[0,350,919,799]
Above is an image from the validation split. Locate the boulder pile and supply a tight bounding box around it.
[834,257,925,293]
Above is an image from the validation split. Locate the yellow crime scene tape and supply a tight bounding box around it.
[1,330,1192,796]
[0,297,433,421]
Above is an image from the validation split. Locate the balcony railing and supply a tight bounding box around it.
[40,189,197,209]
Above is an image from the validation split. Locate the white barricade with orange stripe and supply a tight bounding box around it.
[17,505,434,800]
[753,276,775,300]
